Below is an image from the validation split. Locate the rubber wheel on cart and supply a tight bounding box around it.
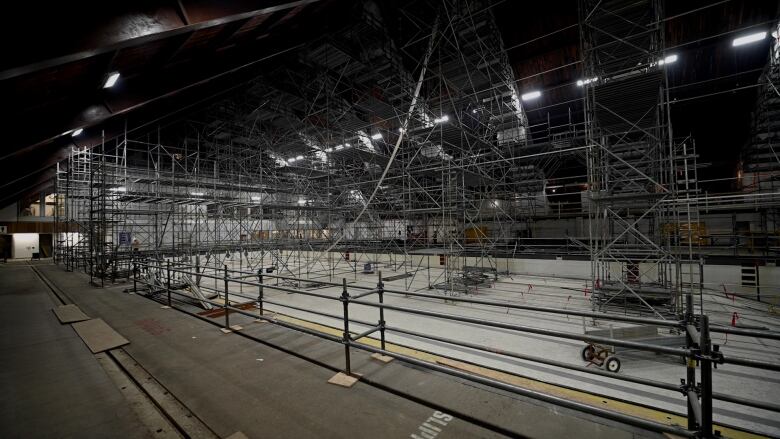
[581,345,596,361]
[604,355,621,373]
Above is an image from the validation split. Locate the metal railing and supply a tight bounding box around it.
[129,258,780,438]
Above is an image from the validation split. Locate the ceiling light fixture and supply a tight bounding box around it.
[71,128,83,137]
[296,155,303,160]
[103,72,120,88]
[732,31,767,47]
[657,54,678,66]
[109,186,126,192]
[576,77,598,87]
[370,133,383,140]
[191,192,205,196]
[521,91,541,101]
[433,115,449,123]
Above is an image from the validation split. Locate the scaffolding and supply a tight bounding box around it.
[55,1,772,315]
[580,0,702,317]
[54,0,563,294]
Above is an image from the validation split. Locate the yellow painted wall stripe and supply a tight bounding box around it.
[266,313,767,439]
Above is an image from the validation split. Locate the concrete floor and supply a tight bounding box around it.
[208,256,780,437]
[0,261,676,438]
[0,264,152,439]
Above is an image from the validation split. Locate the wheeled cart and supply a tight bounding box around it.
[580,325,685,373]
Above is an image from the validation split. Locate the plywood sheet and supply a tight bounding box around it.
[327,372,359,388]
[71,318,129,353]
[52,304,90,323]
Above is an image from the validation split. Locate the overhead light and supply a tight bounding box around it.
[471,108,478,114]
[576,77,598,87]
[109,186,126,192]
[191,192,205,196]
[663,54,678,64]
[370,133,383,140]
[295,155,303,160]
[103,72,120,88]
[325,147,333,152]
[732,31,767,47]
[433,115,449,123]
[287,157,297,163]
[335,145,344,150]
[657,54,678,66]
[71,128,83,137]
[251,196,261,201]
[521,91,541,101]
[344,143,351,147]
[297,198,306,205]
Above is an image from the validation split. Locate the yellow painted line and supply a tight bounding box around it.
[268,314,767,439]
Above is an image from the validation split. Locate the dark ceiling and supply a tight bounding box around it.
[1,0,778,208]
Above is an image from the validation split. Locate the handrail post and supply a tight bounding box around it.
[133,261,138,292]
[699,314,713,438]
[684,288,697,431]
[166,260,171,306]
[224,264,230,329]
[257,268,264,316]
[341,278,351,375]
[378,270,386,351]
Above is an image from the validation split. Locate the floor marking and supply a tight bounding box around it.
[411,411,452,439]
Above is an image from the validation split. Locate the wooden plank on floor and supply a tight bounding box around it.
[71,318,129,353]
[52,304,90,323]
[384,273,414,282]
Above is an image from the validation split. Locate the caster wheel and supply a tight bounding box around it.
[604,355,621,373]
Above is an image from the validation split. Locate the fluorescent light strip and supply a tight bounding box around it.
[371,133,383,140]
[732,31,767,47]
[71,128,83,137]
[576,77,598,87]
[521,91,541,101]
[103,72,120,88]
